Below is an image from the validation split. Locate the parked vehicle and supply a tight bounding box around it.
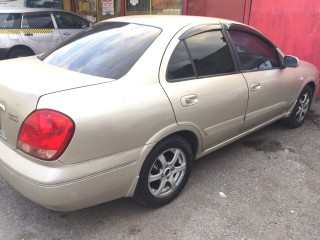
[0,15,318,211]
[0,8,91,59]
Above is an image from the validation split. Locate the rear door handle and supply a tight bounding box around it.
[24,33,33,36]
[0,103,5,112]
[250,82,261,91]
[181,95,198,107]
[63,32,71,36]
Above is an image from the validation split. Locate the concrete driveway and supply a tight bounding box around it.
[1,98,319,240]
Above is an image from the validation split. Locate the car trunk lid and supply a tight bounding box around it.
[0,56,111,150]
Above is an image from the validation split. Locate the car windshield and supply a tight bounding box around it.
[41,22,161,79]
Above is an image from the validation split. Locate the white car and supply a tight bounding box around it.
[0,8,91,59]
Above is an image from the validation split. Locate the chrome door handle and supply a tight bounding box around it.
[250,82,261,91]
[181,95,198,107]
[0,103,5,112]
[63,32,71,36]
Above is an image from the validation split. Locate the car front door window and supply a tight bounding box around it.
[54,13,89,29]
[228,30,280,71]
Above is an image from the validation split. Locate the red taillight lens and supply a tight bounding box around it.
[17,109,75,160]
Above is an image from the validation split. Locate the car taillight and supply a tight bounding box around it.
[17,109,75,161]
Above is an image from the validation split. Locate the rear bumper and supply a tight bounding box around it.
[0,140,143,211]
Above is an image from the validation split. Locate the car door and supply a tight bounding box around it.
[52,12,90,41]
[0,13,22,58]
[160,25,249,150]
[21,12,62,54]
[226,26,298,131]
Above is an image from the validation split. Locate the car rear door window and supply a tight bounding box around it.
[0,13,21,29]
[22,13,54,29]
[228,30,280,71]
[167,41,195,81]
[53,12,90,29]
[167,30,235,82]
[186,30,235,77]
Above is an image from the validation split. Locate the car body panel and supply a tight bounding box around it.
[241,67,298,131]
[0,139,141,211]
[159,30,249,149]
[20,12,63,54]
[0,56,111,149]
[37,78,177,165]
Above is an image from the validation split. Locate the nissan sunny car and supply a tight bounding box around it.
[0,15,319,211]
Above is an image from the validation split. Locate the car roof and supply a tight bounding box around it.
[0,8,70,14]
[105,15,240,32]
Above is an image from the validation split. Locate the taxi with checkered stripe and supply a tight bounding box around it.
[0,8,91,60]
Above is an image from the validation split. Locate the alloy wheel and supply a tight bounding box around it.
[295,92,310,123]
[148,148,186,198]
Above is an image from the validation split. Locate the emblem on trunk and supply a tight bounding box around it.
[8,113,19,123]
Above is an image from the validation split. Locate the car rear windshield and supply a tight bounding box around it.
[0,13,21,29]
[41,22,161,79]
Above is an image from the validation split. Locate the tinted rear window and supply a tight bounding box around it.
[41,22,161,79]
[0,13,21,29]
[186,30,235,77]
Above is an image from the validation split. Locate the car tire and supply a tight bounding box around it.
[8,48,34,59]
[282,85,313,128]
[134,135,193,207]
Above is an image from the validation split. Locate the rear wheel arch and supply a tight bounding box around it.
[174,130,199,158]
[8,45,35,59]
[148,129,201,159]
[282,84,313,128]
[134,134,194,206]
[306,81,316,96]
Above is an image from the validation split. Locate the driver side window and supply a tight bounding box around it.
[54,13,90,29]
[228,30,280,71]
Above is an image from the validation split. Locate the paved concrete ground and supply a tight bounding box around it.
[0,98,319,240]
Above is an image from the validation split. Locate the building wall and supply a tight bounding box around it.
[249,0,320,72]
[187,0,319,95]
[187,0,249,23]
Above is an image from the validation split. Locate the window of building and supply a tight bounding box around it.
[126,0,182,15]
[26,0,63,8]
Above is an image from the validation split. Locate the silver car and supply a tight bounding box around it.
[0,15,319,211]
[0,8,91,59]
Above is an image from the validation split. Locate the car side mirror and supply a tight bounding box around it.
[283,55,300,68]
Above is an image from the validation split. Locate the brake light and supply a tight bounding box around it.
[17,109,75,160]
